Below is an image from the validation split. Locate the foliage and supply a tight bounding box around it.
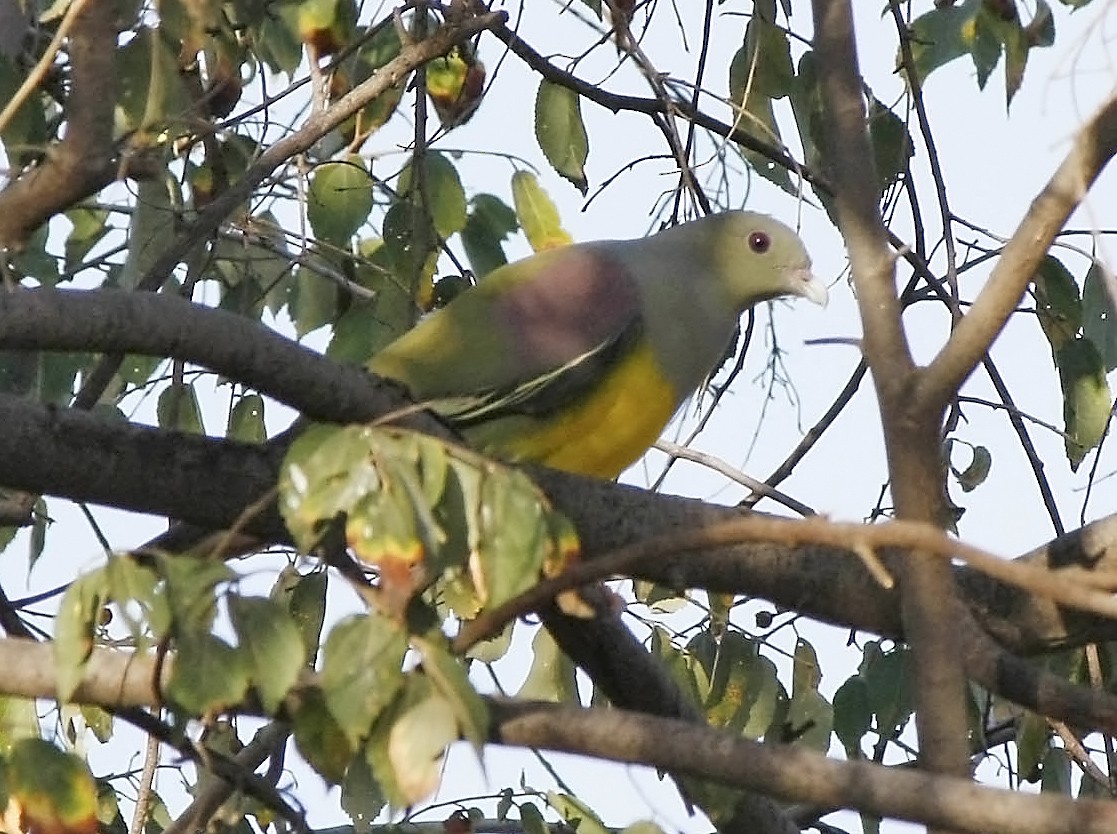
[0,0,1113,833]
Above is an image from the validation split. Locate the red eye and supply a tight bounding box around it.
[748,231,771,253]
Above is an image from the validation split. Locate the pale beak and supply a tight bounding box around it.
[790,266,829,307]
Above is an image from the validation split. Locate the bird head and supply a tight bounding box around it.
[709,211,829,309]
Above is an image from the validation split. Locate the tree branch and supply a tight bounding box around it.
[919,91,1117,413]
[492,700,1117,834]
[0,0,118,248]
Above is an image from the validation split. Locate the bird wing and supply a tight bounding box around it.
[368,242,646,422]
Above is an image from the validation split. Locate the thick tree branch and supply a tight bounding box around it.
[811,0,972,791]
[919,91,1117,413]
[0,0,118,248]
[492,701,1117,834]
[11,639,1117,833]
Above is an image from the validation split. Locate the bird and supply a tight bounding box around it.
[369,210,828,479]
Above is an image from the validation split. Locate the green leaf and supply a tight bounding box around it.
[648,628,703,710]
[340,747,385,832]
[511,171,573,252]
[461,194,518,278]
[702,631,773,734]
[1033,255,1082,351]
[229,596,306,714]
[0,696,43,754]
[904,2,977,87]
[0,56,48,170]
[534,81,589,195]
[227,394,266,443]
[859,642,913,735]
[868,96,912,196]
[1056,336,1113,470]
[1040,746,1071,794]
[1016,710,1051,782]
[400,151,468,238]
[8,739,99,834]
[63,208,109,275]
[156,382,205,434]
[1082,262,1117,371]
[414,636,489,750]
[519,803,551,834]
[732,0,793,100]
[55,571,109,702]
[290,259,340,338]
[516,627,579,703]
[786,687,833,752]
[274,568,329,660]
[956,445,992,492]
[292,686,354,784]
[320,614,408,746]
[308,156,374,246]
[166,633,250,714]
[832,676,872,755]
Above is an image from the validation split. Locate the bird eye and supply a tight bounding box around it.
[748,231,771,253]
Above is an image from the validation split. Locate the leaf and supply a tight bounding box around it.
[8,739,98,834]
[1033,255,1082,351]
[702,631,774,735]
[460,194,518,279]
[859,642,913,735]
[1040,746,1071,794]
[867,96,912,196]
[229,596,306,714]
[832,676,872,755]
[903,2,977,87]
[227,394,266,443]
[400,152,468,238]
[274,568,328,660]
[340,748,385,832]
[1056,336,1113,470]
[792,638,822,696]
[166,632,250,715]
[534,81,589,194]
[290,260,339,338]
[519,803,550,834]
[516,628,579,703]
[546,793,609,834]
[63,208,109,275]
[414,636,489,750]
[1015,710,1051,782]
[320,614,408,746]
[55,571,108,702]
[386,687,458,805]
[956,445,992,492]
[156,382,205,434]
[1082,262,1117,371]
[427,47,486,129]
[511,172,573,252]
[292,686,353,784]
[307,157,374,246]
[785,687,833,752]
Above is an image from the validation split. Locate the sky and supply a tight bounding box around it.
[8,1,1117,833]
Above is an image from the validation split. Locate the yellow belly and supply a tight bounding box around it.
[469,341,679,479]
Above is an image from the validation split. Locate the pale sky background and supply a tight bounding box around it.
[7,1,1117,834]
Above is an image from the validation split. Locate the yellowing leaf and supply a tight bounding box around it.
[386,690,457,804]
[8,739,98,834]
[511,172,572,252]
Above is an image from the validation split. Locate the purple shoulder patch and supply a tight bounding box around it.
[495,246,640,368]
